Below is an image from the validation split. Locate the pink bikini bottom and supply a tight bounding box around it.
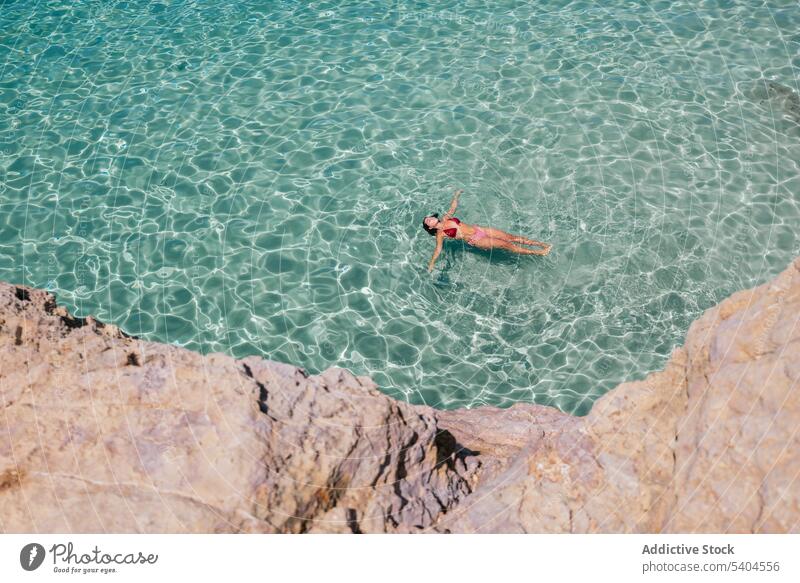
[468,227,488,244]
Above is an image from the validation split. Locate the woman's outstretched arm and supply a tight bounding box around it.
[442,188,463,220]
[428,229,445,272]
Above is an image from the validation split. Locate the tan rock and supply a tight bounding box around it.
[1,257,798,533]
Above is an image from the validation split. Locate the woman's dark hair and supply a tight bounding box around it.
[422,213,439,236]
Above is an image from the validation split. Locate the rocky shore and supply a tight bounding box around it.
[1,257,798,533]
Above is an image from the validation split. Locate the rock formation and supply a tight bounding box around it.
[1,257,798,533]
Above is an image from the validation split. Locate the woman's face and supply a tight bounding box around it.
[424,216,439,229]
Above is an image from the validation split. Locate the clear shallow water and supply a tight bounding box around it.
[1,1,799,414]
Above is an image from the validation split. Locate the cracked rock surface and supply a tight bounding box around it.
[1,257,798,532]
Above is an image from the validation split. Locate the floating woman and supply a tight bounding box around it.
[423,189,552,272]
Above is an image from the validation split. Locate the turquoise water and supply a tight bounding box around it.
[1,1,799,414]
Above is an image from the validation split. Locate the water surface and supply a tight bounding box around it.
[1,0,799,413]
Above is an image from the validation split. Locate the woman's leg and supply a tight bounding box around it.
[506,234,550,248]
[495,240,550,255]
[471,237,550,255]
[481,226,550,248]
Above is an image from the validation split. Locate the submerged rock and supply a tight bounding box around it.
[750,79,800,126]
[1,257,798,532]
[767,81,800,123]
